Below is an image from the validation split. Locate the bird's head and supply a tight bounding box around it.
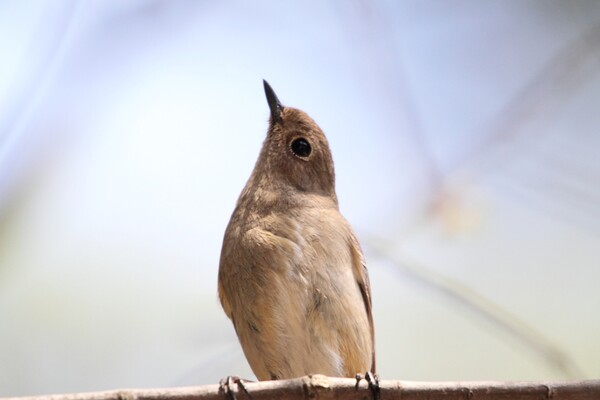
[257,80,337,200]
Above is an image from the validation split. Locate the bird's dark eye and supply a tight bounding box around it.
[290,137,311,158]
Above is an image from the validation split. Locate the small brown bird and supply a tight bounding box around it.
[218,80,375,382]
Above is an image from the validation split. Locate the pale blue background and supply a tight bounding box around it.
[1,1,599,396]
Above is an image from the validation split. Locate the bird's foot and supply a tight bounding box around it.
[355,371,380,400]
[219,376,252,400]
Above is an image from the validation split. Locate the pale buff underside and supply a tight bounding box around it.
[219,204,372,380]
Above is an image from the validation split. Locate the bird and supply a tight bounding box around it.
[218,80,375,385]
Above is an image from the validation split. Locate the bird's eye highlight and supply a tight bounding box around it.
[290,137,311,158]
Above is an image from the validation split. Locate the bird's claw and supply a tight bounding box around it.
[355,371,380,400]
[219,376,252,400]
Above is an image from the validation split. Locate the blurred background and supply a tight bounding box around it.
[1,0,599,396]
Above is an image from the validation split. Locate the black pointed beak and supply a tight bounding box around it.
[263,79,283,123]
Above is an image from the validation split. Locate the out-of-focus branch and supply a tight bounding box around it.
[4,376,600,400]
[364,237,585,378]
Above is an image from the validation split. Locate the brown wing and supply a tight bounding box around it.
[349,233,376,373]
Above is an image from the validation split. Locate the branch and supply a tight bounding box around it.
[363,237,584,378]
[4,376,600,400]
